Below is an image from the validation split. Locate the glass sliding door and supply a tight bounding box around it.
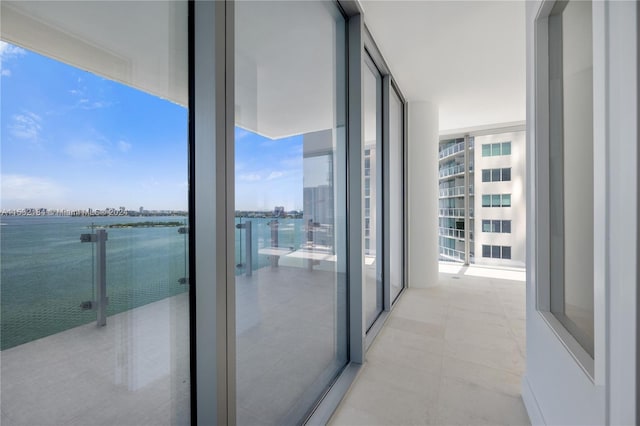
[234,2,347,424]
[389,85,404,302]
[363,54,383,330]
[0,2,190,425]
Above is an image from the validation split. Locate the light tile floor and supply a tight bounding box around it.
[330,264,530,426]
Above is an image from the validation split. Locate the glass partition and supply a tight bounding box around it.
[363,54,383,330]
[389,85,404,302]
[234,2,347,423]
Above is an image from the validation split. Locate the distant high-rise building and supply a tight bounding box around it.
[438,126,525,267]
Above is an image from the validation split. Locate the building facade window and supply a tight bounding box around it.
[481,141,512,157]
[482,244,512,259]
[482,193,512,207]
[482,167,512,182]
[482,219,512,233]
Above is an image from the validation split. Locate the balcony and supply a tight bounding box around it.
[1,217,342,426]
[439,227,465,240]
[439,164,466,179]
[438,246,466,262]
[439,208,466,218]
[438,141,465,160]
[439,186,465,198]
[330,263,528,425]
[1,263,343,425]
[439,186,474,198]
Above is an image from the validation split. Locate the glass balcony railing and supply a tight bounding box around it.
[0,215,189,351]
[439,227,465,239]
[234,216,335,276]
[439,185,475,197]
[439,208,466,218]
[439,164,466,178]
[438,141,465,160]
[439,246,466,262]
[439,186,465,197]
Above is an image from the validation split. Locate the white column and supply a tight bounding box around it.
[407,101,439,288]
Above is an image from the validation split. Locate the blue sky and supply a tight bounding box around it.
[1,42,303,212]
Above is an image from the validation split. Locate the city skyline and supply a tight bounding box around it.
[1,41,304,212]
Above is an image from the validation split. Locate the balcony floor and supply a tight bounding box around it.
[1,262,346,426]
[330,264,529,426]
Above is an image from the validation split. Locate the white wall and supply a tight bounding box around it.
[473,130,526,268]
[523,1,638,424]
[408,101,439,288]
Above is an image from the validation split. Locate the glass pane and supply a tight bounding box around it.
[502,194,511,207]
[363,55,383,330]
[503,220,512,233]
[502,141,512,155]
[502,167,511,181]
[234,2,348,423]
[0,5,190,422]
[491,245,501,259]
[492,143,501,156]
[482,169,491,182]
[482,220,491,232]
[482,144,491,157]
[482,245,491,258]
[389,87,404,302]
[493,220,502,233]
[549,0,594,357]
[482,195,490,207]
[502,246,512,260]
[491,168,501,182]
[492,194,501,207]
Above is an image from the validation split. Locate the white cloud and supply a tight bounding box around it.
[9,112,42,141]
[117,140,132,153]
[68,84,111,110]
[65,141,107,161]
[1,174,66,203]
[238,173,262,182]
[267,171,286,180]
[0,41,26,61]
[1,69,11,77]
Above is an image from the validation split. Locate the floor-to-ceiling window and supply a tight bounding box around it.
[363,53,383,330]
[389,84,405,302]
[234,2,348,423]
[0,2,190,425]
[1,2,411,423]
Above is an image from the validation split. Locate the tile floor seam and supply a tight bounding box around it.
[497,285,527,360]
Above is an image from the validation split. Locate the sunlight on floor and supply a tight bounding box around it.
[439,261,526,282]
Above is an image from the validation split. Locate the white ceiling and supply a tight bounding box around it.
[1,1,188,107]
[1,1,526,135]
[361,0,526,132]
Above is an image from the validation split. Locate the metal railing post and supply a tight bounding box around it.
[235,221,253,276]
[268,220,279,269]
[80,228,108,327]
[245,221,252,277]
[95,229,107,326]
